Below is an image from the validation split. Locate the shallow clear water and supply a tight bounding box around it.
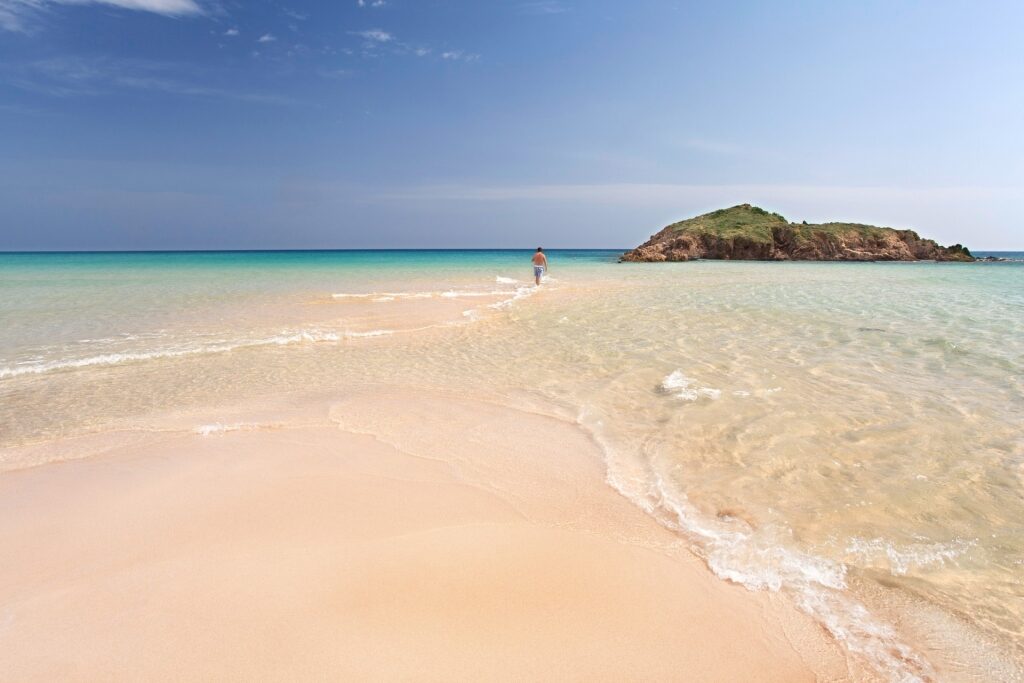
[1,250,1022,681]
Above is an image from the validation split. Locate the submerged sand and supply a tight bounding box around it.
[0,388,866,681]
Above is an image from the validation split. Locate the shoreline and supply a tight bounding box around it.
[3,257,1021,681]
[0,387,867,681]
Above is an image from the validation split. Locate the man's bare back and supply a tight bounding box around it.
[532,248,548,285]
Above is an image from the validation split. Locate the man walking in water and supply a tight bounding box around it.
[532,247,548,285]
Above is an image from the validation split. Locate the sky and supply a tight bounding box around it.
[0,0,1022,250]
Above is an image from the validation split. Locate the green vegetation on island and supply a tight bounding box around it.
[621,204,974,262]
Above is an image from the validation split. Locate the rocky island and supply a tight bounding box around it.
[621,204,974,262]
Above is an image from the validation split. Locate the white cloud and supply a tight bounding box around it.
[344,28,475,63]
[223,26,237,36]
[64,0,200,13]
[257,32,275,43]
[354,28,391,42]
[1,0,202,31]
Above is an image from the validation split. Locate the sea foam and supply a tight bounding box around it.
[845,537,975,576]
[332,288,517,301]
[0,328,390,380]
[660,371,721,401]
[488,285,538,310]
[582,412,936,683]
[194,422,264,436]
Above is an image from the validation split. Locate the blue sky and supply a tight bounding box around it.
[1,0,1022,250]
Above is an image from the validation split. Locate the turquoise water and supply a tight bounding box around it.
[2,250,1023,681]
[0,250,619,378]
[0,250,618,353]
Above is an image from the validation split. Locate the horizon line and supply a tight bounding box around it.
[2,247,1021,255]
[0,247,633,255]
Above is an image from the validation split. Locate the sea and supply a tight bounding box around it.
[1,249,1022,681]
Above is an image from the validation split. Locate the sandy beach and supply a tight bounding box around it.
[3,251,1021,682]
[0,387,865,681]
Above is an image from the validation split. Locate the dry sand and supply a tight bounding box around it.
[0,389,863,681]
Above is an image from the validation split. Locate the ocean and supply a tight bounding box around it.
[1,249,1022,681]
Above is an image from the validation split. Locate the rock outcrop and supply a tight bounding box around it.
[621,205,974,262]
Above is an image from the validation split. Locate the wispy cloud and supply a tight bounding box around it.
[440,50,478,62]
[4,57,292,104]
[110,74,288,103]
[352,28,391,43]
[356,0,386,7]
[223,26,237,36]
[83,0,200,13]
[0,0,202,32]
[344,28,476,63]
[5,57,107,96]
[0,0,44,31]
[257,32,275,43]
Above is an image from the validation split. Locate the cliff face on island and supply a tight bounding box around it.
[621,204,974,262]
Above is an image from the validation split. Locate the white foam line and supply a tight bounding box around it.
[440,290,511,298]
[488,285,539,310]
[0,328,392,380]
[332,292,420,299]
[194,422,266,437]
[345,330,393,338]
[333,289,516,301]
[581,412,935,683]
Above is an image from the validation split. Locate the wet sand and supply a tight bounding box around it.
[0,389,863,681]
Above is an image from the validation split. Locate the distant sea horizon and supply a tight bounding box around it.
[1,248,1020,256]
[0,248,629,254]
